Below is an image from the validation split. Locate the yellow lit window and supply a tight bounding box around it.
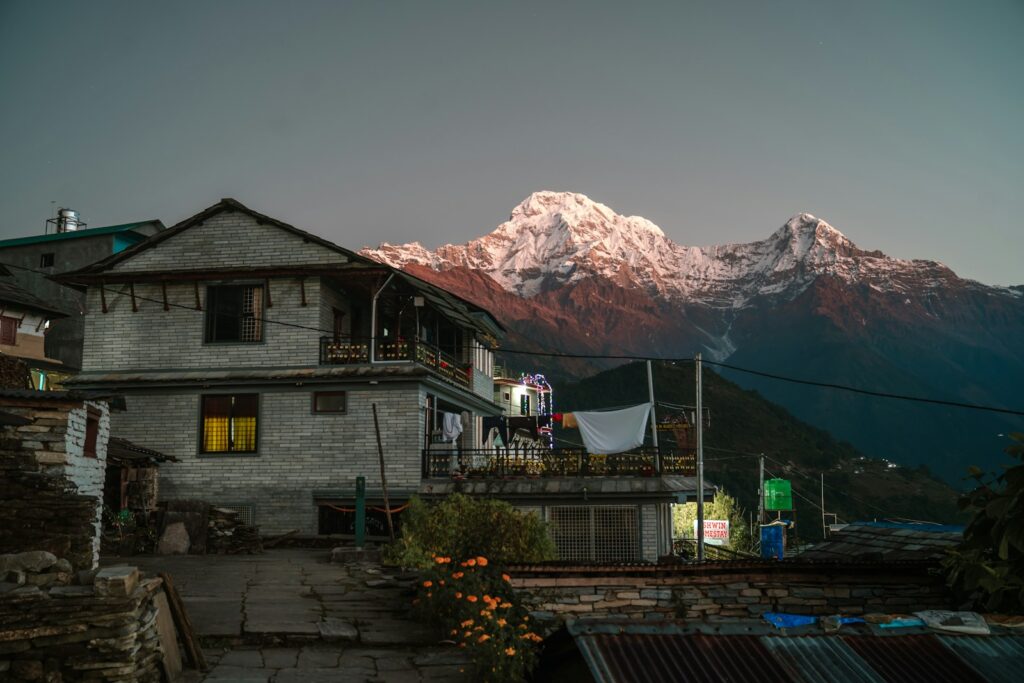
[201,394,258,453]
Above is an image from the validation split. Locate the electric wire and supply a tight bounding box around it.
[4,258,1023,417]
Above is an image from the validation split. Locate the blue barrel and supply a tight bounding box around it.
[761,524,785,560]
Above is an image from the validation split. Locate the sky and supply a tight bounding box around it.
[1,0,1021,285]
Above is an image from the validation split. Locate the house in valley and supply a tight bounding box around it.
[57,199,706,562]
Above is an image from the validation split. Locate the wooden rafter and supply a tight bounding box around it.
[100,283,108,314]
[265,278,273,308]
[129,283,138,312]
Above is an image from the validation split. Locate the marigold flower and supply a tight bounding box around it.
[502,573,511,582]
[434,556,446,564]
[477,556,488,567]
[523,615,530,621]
[452,572,464,579]
[500,602,513,609]
[450,629,458,636]
[480,609,490,616]
[426,592,432,598]
[467,595,478,603]
[497,618,507,627]
[483,594,492,603]
[478,634,491,643]
[422,580,433,588]
[467,558,477,567]
[464,631,472,638]
[461,619,474,628]
[505,647,516,657]
[455,592,463,599]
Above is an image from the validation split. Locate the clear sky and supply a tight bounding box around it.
[1,0,1021,284]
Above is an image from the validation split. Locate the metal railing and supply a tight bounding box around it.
[422,447,697,478]
[320,337,471,389]
[672,538,758,561]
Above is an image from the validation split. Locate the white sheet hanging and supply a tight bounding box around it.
[573,403,652,454]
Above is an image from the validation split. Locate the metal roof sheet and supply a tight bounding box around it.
[938,635,1024,683]
[0,221,162,249]
[761,636,885,683]
[842,634,988,683]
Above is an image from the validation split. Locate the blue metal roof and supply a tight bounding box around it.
[0,220,163,249]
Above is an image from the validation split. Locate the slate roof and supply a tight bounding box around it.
[539,621,1024,683]
[799,522,963,561]
[107,437,177,464]
[0,276,68,317]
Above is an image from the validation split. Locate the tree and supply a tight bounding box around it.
[672,489,753,552]
[943,433,1024,613]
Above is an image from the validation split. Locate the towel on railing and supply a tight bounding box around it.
[442,412,463,442]
[573,403,652,454]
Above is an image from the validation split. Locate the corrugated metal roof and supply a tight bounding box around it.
[800,522,963,561]
[938,635,1024,683]
[0,221,162,248]
[552,622,1024,683]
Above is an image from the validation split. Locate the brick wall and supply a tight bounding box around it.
[510,562,952,624]
[82,276,325,371]
[108,211,348,273]
[110,386,426,534]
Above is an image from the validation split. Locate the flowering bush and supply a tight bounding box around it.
[413,553,543,682]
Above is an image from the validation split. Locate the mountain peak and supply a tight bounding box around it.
[505,191,665,239]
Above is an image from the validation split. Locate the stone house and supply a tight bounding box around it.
[0,271,69,386]
[57,199,706,561]
[56,198,503,538]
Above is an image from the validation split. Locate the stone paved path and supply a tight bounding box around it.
[103,549,469,682]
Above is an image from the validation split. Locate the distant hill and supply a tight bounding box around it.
[364,190,1024,483]
[551,361,963,538]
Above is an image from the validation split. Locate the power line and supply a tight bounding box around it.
[6,259,1023,417]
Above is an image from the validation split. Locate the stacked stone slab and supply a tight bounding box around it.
[0,552,168,682]
[207,507,263,555]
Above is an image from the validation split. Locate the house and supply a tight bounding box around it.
[0,212,164,370]
[0,268,69,386]
[56,199,707,562]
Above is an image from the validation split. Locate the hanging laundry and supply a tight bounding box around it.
[481,416,508,444]
[572,403,651,454]
[442,412,463,443]
[562,413,578,429]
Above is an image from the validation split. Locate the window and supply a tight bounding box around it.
[205,285,263,343]
[40,253,55,268]
[201,394,259,453]
[0,316,17,345]
[520,393,530,416]
[84,407,101,458]
[313,391,346,413]
[548,505,640,562]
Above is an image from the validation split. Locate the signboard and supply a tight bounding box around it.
[694,519,730,546]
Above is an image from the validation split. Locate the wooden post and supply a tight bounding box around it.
[158,573,207,672]
[372,403,396,541]
[129,283,138,312]
[299,277,308,307]
[355,476,366,549]
[193,281,202,310]
[99,283,108,313]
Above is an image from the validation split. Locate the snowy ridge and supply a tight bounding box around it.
[362,191,970,308]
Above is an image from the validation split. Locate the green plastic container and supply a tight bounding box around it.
[764,478,792,511]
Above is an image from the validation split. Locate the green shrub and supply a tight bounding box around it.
[382,494,556,569]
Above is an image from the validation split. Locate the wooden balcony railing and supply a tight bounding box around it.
[320,337,472,390]
[422,447,697,479]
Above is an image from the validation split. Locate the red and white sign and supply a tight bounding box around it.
[694,519,730,546]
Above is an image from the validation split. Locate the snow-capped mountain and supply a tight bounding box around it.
[362,191,1024,484]
[364,191,975,308]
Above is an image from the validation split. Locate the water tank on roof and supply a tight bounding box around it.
[56,208,81,232]
[764,478,792,511]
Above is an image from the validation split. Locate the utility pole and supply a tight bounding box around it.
[820,472,827,541]
[758,454,765,527]
[695,352,704,561]
[646,360,659,472]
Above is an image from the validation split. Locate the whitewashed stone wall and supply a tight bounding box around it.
[62,401,110,567]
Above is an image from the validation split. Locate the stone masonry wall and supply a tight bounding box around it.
[110,386,426,534]
[0,400,109,570]
[82,277,326,371]
[0,553,168,682]
[512,563,953,624]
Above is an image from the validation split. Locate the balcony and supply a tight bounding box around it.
[422,447,697,479]
[320,337,472,390]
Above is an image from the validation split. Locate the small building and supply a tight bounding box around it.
[0,211,164,369]
[0,269,70,388]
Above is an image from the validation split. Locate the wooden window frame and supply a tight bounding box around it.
[0,316,17,346]
[200,394,260,454]
[83,407,101,458]
[40,253,55,268]
[204,284,264,344]
[313,391,347,414]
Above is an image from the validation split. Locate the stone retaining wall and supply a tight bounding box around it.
[510,561,952,623]
[0,551,171,682]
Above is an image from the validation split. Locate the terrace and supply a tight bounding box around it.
[422,446,697,479]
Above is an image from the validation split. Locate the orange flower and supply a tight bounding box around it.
[500,602,513,609]
[476,556,488,567]
[422,580,433,588]
[523,615,530,621]
[426,592,432,598]
[466,558,477,567]
[497,618,507,627]
[450,629,458,635]
[505,647,516,657]
[464,631,472,638]
[483,594,492,603]
[434,556,446,564]
[502,573,511,582]
[478,634,491,643]
[455,592,463,599]
[480,609,490,616]
[467,595,478,603]
[452,572,464,579]
[439,580,445,586]
[460,619,474,628]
